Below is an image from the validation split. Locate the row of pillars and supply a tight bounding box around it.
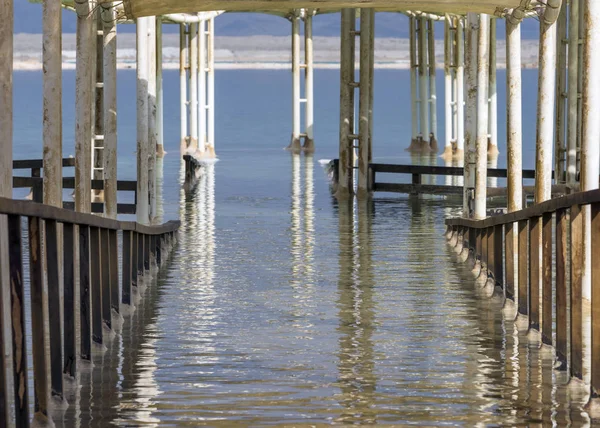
[179,19,216,158]
[289,9,315,153]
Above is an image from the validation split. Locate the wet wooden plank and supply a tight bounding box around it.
[45,219,63,399]
[110,230,119,313]
[144,234,150,271]
[529,217,540,331]
[505,223,515,300]
[90,227,103,344]
[555,208,568,367]
[63,222,76,378]
[494,224,503,287]
[122,230,132,304]
[541,212,553,346]
[101,228,112,330]
[518,219,528,316]
[8,215,29,426]
[571,204,583,379]
[132,232,139,287]
[482,228,489,267]
[28,216,49,418]
[79,226,91,360]
[592,203,600,394]
[156,234,162,266]
[487,227,494,280]
[476,229,482,262]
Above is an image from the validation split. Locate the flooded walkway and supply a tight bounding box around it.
[53,159,591,426]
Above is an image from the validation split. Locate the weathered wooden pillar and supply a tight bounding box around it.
[338,8,355,198]
[207,17,216,155]
[409,17,418,147]
[418,18,429,141]
[148,16,157,222]
[189,22,198,151]
[179,24,188,151]
[567,0,580,187]
[137,17,150,224]
[488,18,498,156]
[93,12,104,201]
[75,1,94,213]
[555,5,567,184]
[427,18,437,150]
[443,17,452,157]
[304,11,315,152]
[463,13,478,218]
[474,14,490,220]
[456,17,465,155]
[103,4,117,219]
[290,12,301,151]
[581,0,600,303]
[572,204,583,379]
[358,8,373,198]
[156,17,164,156]
[198,19,207,154]
[556,208,568,367]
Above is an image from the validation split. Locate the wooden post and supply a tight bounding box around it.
[290,12,301,151]
[506,19,523,214]
[427,18,437,146]
[358,8,373,198]
[109,230,119,314]
[79,226,91,360]
[63,222,76,378]
[418,18,429,140]
[101,228,111,329]
[571,204,583,379]
[179,24,188,150]
[474,14,490,220]
[555,6,567,184]
[156,17,164,154]
[456,17,465,154]
[518,219,528,316]
[90,227,103,344]
[75,1,94,213]
[444,18,452,155]
[93,12,104,199]
[409,17,418,145]
[132,232,139,286]
[137,232,144,277]
[338,8,355,198]
[137,17,150,224]
[591,203,600,395]
[529,217,541,331]
[45,220,63,399]
[556,208,568,367]
[304,11,315,151]
[494,224,503,286]
[207,17,216,153]
[103,4,117,219]
[122,230,132,305]
[198,19,207,153]
[43,0,62,208]
[463,13,478,217]
[488,18,498,155]
[189,22,198,150]
[505,223,515,300]
[542,212,553,346]
[148,16,157,221]
[567,0,580,186]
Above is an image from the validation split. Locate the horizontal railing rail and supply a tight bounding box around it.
[444,187,600,398]
[0,196,179,425]
[370,163,539,179]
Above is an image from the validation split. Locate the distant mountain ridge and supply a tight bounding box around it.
[15,0,541,38]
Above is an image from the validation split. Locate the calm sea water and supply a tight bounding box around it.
[12,69,593,425]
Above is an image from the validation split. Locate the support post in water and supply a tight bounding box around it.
[179,24,188,152]
[189,22,198,151]
[408,16,419,149]
[304,10,315,152]
[474,14,490,220]
[290,11,301,151]
[463,13,478,218]
[357,8,373,198]
[567,0,580,187]
[427,18,437,152]
[137,17,150,224]
[148,16,157,221]
[198,19,207,154]
[488,17,498,157]
[103,3,118,219]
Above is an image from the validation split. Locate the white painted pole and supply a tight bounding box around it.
[189,22,198,152]
[207,17,216,154]
[463,13,478,218]
[148,16,157,222]
[444,17,452,157]
[534,17,558,204]
[291,12,301,151]
[136,17,149,224]
[474,14,490,220]
[555,6,567,183]
[75,3,94,213]
[304,12,315,152]
[488,18,498,156]
[103,4,117,219]
[581,0,600,302]
[198,19,207,153]
[409,17,419,146]
[156,17,164,156]
[338,8,355,198]
[0,0,12,199]
[418,17,429,141]
[358,8,373,198]
[179,24,188,152]
[567,0,580,187]
[368,8,375,163]
[43,0,62,208]
[456,17,465,154]
[506,19,523,213]
[427,18,437,149]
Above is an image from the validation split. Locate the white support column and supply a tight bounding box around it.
[93,12,103,200]
[75,2,94,213]
[555,6,567,183]
[456,17,465,155]
[534,16,558,204]
[427,18,438,151]
[189,22,198,152]
[103,4,117,219]
[368,8,375,163]
[418,18,429,143]
[463,13,478,218]
[179,24,188,152]
[148,16,157,222]
[290,12,301,151]
[474,14,490,220]
[581,0,600,302]
[198,19,207,154]
[304,11,315,152]
[567,0,580,187]
[488,18,498,156]
[338,8,355,198]
[43,0,62,208]
[506,18,523,213]
[0,0,12,198]
[409,17,419,148]
[207,17,215,155]
[358,8,373,198]
[156,17,164,157]
[443,17,452,157]
[136,17,149,224]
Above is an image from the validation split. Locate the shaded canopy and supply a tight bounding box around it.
[99,0,526,19]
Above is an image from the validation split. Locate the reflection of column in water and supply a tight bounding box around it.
[291,154,302,280]
[178,158,187,250]
[335,200,377,425]
[304,155,315,282]
[155,157,164,224]
[444,155,453,187]
[202,164,216,284]
[487,153,498,188]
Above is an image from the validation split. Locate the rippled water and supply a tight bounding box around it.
[12,69,596,425]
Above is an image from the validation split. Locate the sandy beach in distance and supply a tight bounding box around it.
[13,33,541,71]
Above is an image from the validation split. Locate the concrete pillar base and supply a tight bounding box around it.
[287,136,302,153]
[406,136,433,153]
[429,134,438,153]
[188,137,199,152]
[156,144,167,158]
[585,397,600,418]
[458,247,469,262]
[487,140,499,156]
[302,138,315,153]
[441,145,454,160]
[203,145,217,159]
[180,137,189,154]
[453,148,464,160]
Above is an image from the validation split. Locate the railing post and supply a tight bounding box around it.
[529,217,541,331]
[122,230,132,305]
[45,219,63,400]
[79,225,91,360]
[541,212,553,346]
[517,219,528,317]
[110,229,119,314]
[571,204,584,379]
[505,223,515,300]
[137,231,144,279]
[90,227,103,344]
[494,224,503,287]
[101,228,111,330]
[144,234,150,271]
[150,234,157,268]
[156,234,162,266]
[556,208,568,368]
[591,202,600,395]
[63,222,76,378]
[8,215,29,426]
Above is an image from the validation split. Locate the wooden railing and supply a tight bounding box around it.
[445,188,600,396]
[12,158,137,214]
[0,196,179,425]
